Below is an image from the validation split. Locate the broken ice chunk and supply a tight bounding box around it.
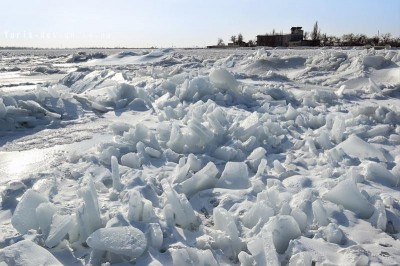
[335,134,386,162]
[209,68,241,97]
[173,157,191,184]
[170,248,218,266]
[323,179,374,219]
[255,158,268,178]
[11,189,48,235]
[247,228,280,266]
[213,207,241,258]
[77,179,103,243]
[289,252,312,266]
[242,200,274,228]
[161,179,198,229]
[128,190,143,222]
[247,147,267,171]
[237,112,261,141]
[368,78,382,93]
[36,202,57,240]
[127,190,154,222]
[216,162,250,189]
[111,156,123,191]
[290,208,308,232]
[372,200,387,231]
[321,223,344,244]
[273,160,285,175]
[181,162,219,197]
[147,223,163,250]
[285,103,299,121]
[264,215,301,254]
[331,117,345,144]
[163,148,180,162]
[312,199,330,226]
[0,240,62,266]
[187,153,202,172]
[121,152,141,168]
[145,146,162,158]
[316,130,332,149]
[213,146,238,161]
[86,226,147,259]
[45,213,74,248]
[365,161,399,187]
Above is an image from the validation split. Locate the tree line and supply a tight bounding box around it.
[217,33,256,47]
[307,21,399,47]
[216,21,400,47]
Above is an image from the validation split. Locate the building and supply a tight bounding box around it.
[257,27,319,47]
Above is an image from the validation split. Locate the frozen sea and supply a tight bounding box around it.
[0,47,400,265]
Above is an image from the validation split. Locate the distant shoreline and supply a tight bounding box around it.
[0,47,208,50]
[1,46,397,52]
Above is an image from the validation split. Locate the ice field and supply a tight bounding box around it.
[0,47,400,265]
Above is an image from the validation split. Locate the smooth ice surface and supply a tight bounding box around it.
[86,226,147,258]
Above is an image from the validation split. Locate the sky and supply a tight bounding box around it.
[0,0,399,48]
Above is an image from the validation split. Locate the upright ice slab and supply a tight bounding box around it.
[111,156,123,191]
[77,179,103,243]
[161,179,198,229]
[213,207,241,258]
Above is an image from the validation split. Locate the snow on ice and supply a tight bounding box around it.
[0,47,400,265]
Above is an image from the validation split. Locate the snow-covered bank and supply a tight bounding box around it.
[1,47,400,265]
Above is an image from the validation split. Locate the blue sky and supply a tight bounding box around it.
[1,0,399,48]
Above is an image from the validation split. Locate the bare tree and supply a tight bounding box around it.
[368,35,379,46]
[272,29,276,35]
[381,33,391,45]
[237,33,243,44]
[321,33,328,46]
[355,34,367,45]
[342,33,355,45]
[311,21,321,41]
[303,31,309,40]
[217,38,224,46]
[230,35,237,44]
